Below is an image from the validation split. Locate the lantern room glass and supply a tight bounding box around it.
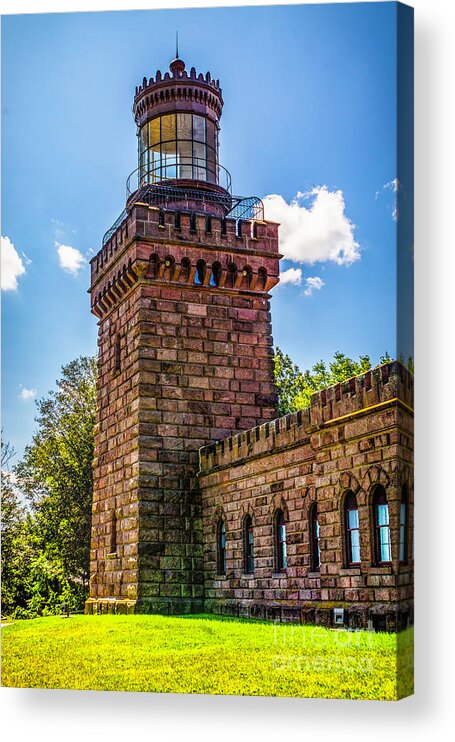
[138,113,218,186]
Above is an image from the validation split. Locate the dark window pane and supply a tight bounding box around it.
[217,520,226,575]
[310,505,320,570]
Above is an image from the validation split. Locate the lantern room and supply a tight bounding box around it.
[132,56,231,194]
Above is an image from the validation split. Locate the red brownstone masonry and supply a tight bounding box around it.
[86,203,280,614]
[199,362,413,630]
[86,57,413,629]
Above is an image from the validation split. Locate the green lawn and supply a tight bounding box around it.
[1,614,413,700]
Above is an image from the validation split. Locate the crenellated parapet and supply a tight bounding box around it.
[89,203,281,318]
[134,61,223,129]
[199,362,414,474]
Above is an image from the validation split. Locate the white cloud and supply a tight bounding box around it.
[19,386,37,401]
[384,178,400,193]
[279,267,302,286]
[263,187,360,266]
[56,242,86,275]
[1,236,27,291]
[376,178,400,221]
[304,276,325,297]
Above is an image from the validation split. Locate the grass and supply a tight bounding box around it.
[1,614,413,700]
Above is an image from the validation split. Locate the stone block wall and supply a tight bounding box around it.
[199,362,414,629]
[86,201,280,614]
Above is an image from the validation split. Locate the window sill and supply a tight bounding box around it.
[307,571,321,578]
[106,552,118,560]
[272,572,287,578]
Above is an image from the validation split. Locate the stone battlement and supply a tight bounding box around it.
[89,203,280,318]
[199,361,413,473]
[91,204,279,275]
[134,64,223,128]
[135,66,222,97]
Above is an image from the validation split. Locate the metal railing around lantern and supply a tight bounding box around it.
[126,155,232,197]
[101,161,264,246]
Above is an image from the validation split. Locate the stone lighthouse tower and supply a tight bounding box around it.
[86,55,280,614]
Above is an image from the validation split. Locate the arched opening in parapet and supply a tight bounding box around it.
[181,257,191,282]
[164,255,175,276]
[210,261,222,287]
[194,259,206,285]
[225,262,237,289]
[149,253,160,278]
[257,267,267,290]
[241,265,253,289]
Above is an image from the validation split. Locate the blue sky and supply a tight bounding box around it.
[1,2,412,460]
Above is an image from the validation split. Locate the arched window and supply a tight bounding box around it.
[275,509,287,572]
[190,212,197,233]
[399,485,408,563]
[344,492,360,566]
[373,485,391,564]
[243,515,254,574]
[158,209,165,227]
[216,519,226,575]
[206,216,212,234]
[174,211,181,230]
[309,503,320,571]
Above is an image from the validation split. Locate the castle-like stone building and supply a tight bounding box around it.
[85,56,414,631]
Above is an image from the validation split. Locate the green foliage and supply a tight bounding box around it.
[11,356,97,616]
[273,348,415,416]
[274,348,374,416]
[1,614,414,700]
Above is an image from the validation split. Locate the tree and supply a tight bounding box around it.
[15,356,97,611]
[1,436,26,615]
[274,348,376,415]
